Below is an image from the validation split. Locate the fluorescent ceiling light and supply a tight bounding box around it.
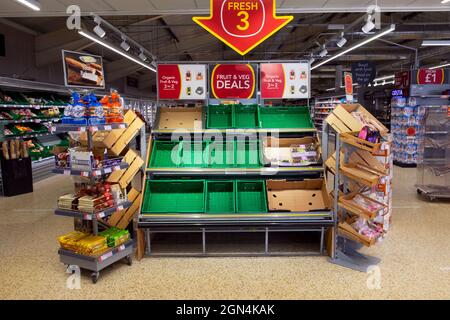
[311,24,395,71]
[441,0,450,4]
[422,40,450,46]
[78,30,156,72]
[429,62,450,70]
[15,0,40,11]
[373,74,395,82]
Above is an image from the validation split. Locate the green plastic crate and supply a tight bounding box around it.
[205,140,235,168]
[142,180,205,213]
[206,181,235,213]
[235,140,261,168]
[234,104,260,128]
[179,141,208,168]
[236,180,268,213]
[207,105,234,129]
[259,106,314,129]
[148,140,182,168]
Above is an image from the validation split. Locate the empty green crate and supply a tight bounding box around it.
[205,140,235,168]
[179,141,208,168]
[259,106,314,129]
[234,104,260,128]
[206,181,235,213]
[235,140,261,168]
[236,180,268,213]
[149,140,182,168]
[207,105,234,129]
[142,180,205,213]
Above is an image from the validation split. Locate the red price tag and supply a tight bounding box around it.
[98,251,113,262]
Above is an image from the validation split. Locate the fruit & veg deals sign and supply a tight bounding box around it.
[193,0,293,56]
[210,64,256,99]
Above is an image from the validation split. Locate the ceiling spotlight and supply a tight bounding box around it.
[336,33,347,48]
[309,57,315,65]
[319,46,328,58]
[120,38,130,52]
[14,0,41,11]
[362,14,375,34]
[139,49,148,62]
[93,16,106,38]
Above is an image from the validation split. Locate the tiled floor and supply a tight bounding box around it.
[0,167,449,299]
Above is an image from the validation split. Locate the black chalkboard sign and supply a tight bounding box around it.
[351,61,376,84]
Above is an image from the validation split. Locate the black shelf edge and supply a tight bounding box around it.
[2,132,55,140]
[138,212,334,227]
[55,201,132,220]
[0,104,66,109]
[145,166,325,176]
[393,161,417,168]
[0,118,61,124]
[52,162,129,177]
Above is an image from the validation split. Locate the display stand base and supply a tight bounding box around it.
[329,238,380,272]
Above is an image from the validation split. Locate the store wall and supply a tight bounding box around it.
[0,22,64,84]
[0,22,154,98]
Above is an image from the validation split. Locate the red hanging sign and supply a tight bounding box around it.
[416,69,445,85]
[158,64,207,100]
[344,72,353,103]
[211,64,256,99]
[260,63,310,99]
[193,0,293,56]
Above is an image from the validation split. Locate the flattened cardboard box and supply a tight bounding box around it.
[266,179,330,212]
[157,107,203,130]
[117,193,142,229]
[119,156,144,189]
[106,149,138,183]
[108,188,140,227]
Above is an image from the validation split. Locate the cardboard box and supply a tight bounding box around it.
[106,149,138,183]
[108,188,140,226]
[263,136,320,167]
[119,156,144,189]
[349,149,387,176]
[111,117,145,155]
[266,179,330,212]
[117,193,142,229]
[338,221,376,247]
[103,110,138,149]
[339,192,387,220]
[157,107,203,130]
[325,104,388,135]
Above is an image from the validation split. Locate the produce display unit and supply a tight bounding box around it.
[53,122,134,284]
[0,77,72,194]
[139,104,335,257]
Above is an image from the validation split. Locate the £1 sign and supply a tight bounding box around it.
[193,0,293,56]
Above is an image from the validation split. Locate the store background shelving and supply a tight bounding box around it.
[312,95,346,131]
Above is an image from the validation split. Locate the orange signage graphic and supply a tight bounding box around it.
[193,0,293,56]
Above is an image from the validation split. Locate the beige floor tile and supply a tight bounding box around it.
[0,168,449,300]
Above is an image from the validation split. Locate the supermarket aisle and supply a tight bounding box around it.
[0,167,449,299]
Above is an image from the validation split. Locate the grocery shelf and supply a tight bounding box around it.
[32,156,54,163]
[55,201,132,220]
[3,132,55,140]
[52,162,129,177]
[51,123,127,134]
[0,104,66,109]
[0,117,61,124]
[58,239,133,280]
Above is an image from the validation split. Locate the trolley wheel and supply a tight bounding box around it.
[125,255,133,266]
[91,272,100,284]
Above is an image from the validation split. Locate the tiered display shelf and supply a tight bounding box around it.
[138,105,334,257]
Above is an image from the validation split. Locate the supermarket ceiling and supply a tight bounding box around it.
[1,1,450,94]
[0,0,449,16]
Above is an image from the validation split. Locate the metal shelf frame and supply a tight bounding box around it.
[55,201,132,220]
[52,162,129,177]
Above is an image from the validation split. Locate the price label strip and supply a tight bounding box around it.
[98,251,113,262]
